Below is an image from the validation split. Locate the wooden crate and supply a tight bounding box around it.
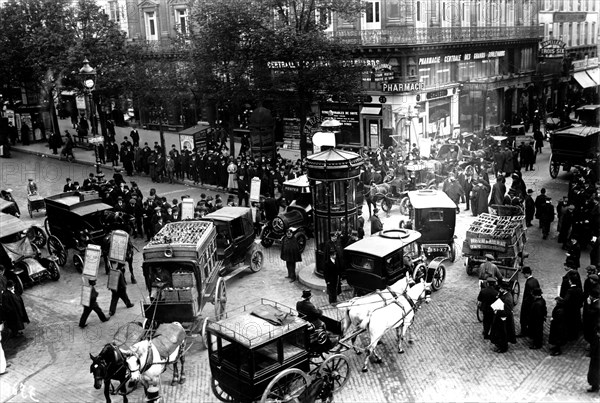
[177,287,198,302]
[162,288,180,302]
[173,272,196,288]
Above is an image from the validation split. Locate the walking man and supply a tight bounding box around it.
[529,288,547,349]
[79,279,109,328]
[109,264,135,316]
[518,266,540,337]
[281,230,301,282]
[478,277,499,339]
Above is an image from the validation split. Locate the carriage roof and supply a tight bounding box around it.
[552,125,600,137]
[0,213,29,239]
[45,191,110,215]
[282,175,310,193]
[203,206,251,222]
[408,190,457,209]
[206,299,308,349]
[344,230,422,258]
[0,199,15,213]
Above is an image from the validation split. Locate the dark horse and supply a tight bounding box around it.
[90,343,135,403]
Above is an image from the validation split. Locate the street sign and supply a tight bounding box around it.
[89,136,104,144]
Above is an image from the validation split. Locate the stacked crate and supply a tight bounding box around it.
[160,271,200,315]
[147,221,212,246]
[464,213,525,253]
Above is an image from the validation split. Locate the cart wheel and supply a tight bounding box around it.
[295,232,307,254]
[47,235,67,266]
[413,263,427,284]
[249,249,263,273]
[211,377,234,402]
[73,254,84,274]
[260,368,310,403]
[511,280,521,306]
[476,303,483,323]
[549,154,559,178]
[214,277,227,319]
[465,257,474,276]
[431,264,446,291]
[450,242,458,263]
[44,218,51,236]
[319,354,350,392]
[7,271,24,296]
[399,197,410,215]
[200,317,210,350]
[381,198,392,213]
[260,229,274,248]
[27,226,47,249]
[28,203,33,219]
[47,261,60,281]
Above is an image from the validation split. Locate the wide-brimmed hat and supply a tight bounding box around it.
[302,290,312,299]
[485,253,494,260]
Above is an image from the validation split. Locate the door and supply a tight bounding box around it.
[363,118,382,148]
[362,1,381,30]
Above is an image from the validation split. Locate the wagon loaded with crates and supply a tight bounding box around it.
[141,219,261,336]
[463,210,527,305]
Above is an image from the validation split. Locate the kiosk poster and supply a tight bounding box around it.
[181,198,195,220]
[109,230,129,263]
[250,177,261,202]
[83,244,102,279]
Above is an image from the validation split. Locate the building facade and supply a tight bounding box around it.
[320,0,543,151]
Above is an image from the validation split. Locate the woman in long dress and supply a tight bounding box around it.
[227,160,238,192]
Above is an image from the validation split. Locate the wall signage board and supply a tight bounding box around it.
[381,82,425,92]
[553,12,587,22]
[418,50,506,65]
[539,39,566,59]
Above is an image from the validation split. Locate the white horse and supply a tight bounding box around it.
[124,322,187,400]
[352,280,431,372]
[337,276,414,352]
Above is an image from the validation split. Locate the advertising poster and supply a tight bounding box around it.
[83,244,102,279]
[250,177,261,202]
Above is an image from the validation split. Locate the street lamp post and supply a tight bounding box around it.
[79,58,101,168]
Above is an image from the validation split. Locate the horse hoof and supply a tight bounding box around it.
[408,339,414,344]
[398,349,405,354]
[179,378,186,385]
[355,350,362,355]
[171,380,178,386]
[361,367,368,373]
[375,358,383,364]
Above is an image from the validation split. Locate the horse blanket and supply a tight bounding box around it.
[152,323,186,359]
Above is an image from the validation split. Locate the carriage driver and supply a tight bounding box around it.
[296,290,325,330]
[478,253,504,285]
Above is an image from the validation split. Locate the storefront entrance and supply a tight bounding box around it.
[363,117,382,148]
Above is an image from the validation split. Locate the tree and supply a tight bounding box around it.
[190,0,365,159]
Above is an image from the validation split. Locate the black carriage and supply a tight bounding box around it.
[202,206,264,274]
[343,229,446,294]
[43,191,114,268]
[206,299,350,403]
[142,221,226,332]
[261,175,313,253]
[0,213,59,295]
[548,125,600,179]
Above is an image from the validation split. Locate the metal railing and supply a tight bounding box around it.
[328,26,543,46]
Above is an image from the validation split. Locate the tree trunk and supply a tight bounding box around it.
[48,87,60,138]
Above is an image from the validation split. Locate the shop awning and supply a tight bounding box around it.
[573,71,597,88]
[585,68,600,86]
[360,106,381,115]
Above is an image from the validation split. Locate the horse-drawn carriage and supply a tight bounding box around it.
[0,213,60,294]
[548,125,600,179]
[261,175,314,253]
[206,298,350,403]
[463,207,527,305]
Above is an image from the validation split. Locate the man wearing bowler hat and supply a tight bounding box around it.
[296,290,325,329]
[370,208,383,235]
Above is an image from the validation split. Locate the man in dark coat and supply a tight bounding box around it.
[324,245,342,304]
[525,189,535,227]
[490,284,516,353]
[538,197,555,240]
[108,264,135,316]
[529,287,547,349]
[489,176,506,207]
[535,188,548,225]
[444,176,464,213]
[20,122,30,145]
[563,271,585,341]
[237,173,250,207]
[130,128,140,147]
[1,281,29,337]
[281,230,301,282]
[518,266,541,337]
[263,194,280,222]
[370,208,383,234]
[478,277,499,339]
[296,290,325,329]
[79,279,109,328]
[587,287,600,392]
[472,180,491,216]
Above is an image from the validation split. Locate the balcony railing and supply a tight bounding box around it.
[328,26,544,46]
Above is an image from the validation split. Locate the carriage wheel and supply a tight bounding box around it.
[47,261,60,281]
[260,368,310,403]
[399,197,410,216]
[319,354,351,392]
[450,242,458,263]
[214,278,227,319]
[6,271,24,296]
[47,235,67,266]
[413,263,427,284]
[249,249,263,273]
[200,317,210,350]
[27,226,47,249]
[44,218,51,236]
[431,264,446,291]
[260,229,274,248]
[295,232,307,254]
[476,303,483,323]
[73,254,84,274]
[511,280,521,306]
[381,198,393,213]
[465,257,474,276]
[548,154,559,178]
[211,377,234,402]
